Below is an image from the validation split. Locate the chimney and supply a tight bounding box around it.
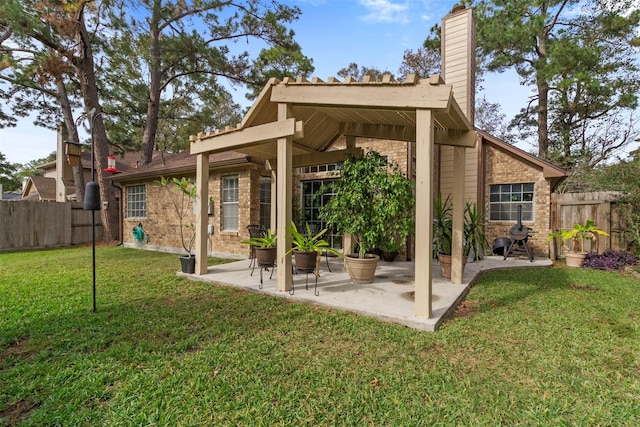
[441,5,476,125]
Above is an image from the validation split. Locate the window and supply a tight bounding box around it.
[126,184,146,218]
[259,177,271,228]
[300,163,339,174]
[489,183,534,221]
[222,175,239,231]
[300,179,341,249]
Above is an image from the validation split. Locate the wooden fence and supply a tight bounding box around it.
[0,201,102,252]
[550,191,626,258]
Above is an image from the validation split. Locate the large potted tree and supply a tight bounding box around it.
[321,151,415,284]
[159,176,197,274]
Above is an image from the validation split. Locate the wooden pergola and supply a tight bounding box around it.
[189,74,475,318]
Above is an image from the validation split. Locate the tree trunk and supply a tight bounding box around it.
[536,11,550,160]
[139,0,162,166]
[75,10,119,242]
[537,79,549,160]
[56,75,85,202]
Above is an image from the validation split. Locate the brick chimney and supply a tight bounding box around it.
[441,5,476,125]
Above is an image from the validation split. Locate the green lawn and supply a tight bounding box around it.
[1,246,639,426]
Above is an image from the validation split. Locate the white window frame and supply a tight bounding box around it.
[126,184,146,218]
[222,175,239,231]
[489,183,534,222]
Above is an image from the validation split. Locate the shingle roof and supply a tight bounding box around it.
[26,176,57,201]
[110,150,253,183]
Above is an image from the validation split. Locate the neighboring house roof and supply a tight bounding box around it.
[109,150,254,183]
[21,176,56,201]
[1,191,22,200]
[477,130,568,189]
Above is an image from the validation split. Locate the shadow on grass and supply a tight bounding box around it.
[470,266,573,312]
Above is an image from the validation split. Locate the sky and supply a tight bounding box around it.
[0,0,533,165]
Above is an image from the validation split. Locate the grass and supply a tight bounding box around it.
[1,245,639,426]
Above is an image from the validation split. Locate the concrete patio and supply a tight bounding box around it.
[181,254,552,331]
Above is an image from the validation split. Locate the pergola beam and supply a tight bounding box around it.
[265,147,363,170]
[341,123,416,142]
[434,129,476,147]
[191,119,303,155]
[271,84,452,110]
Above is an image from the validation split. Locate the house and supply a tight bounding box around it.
[111,6,567,318]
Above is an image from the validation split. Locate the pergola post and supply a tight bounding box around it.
[342,135,357,263]
[270,168,277,232]
[451,146,466,284]
[195,152,209,275]
[414,109,434,318]
[276,103,293,292]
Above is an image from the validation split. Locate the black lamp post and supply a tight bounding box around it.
[83,108,102,312]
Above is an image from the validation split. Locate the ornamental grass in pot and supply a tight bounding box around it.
[433,194,489,278]
[242,228,277,265]
[284,222,342,271]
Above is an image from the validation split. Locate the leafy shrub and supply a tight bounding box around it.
[582,250,638,271]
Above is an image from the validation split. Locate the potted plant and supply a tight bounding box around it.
[284,222,342,271]
[548,219,609,267]
[242,228,277,266]
[321,151,415,283]
[432,194,459,279]
[464,201,490,262]
[379,239,402,262]
[159,176,197,274]
[433,195,489,278]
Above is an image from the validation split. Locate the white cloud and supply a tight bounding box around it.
[358,0,410,24]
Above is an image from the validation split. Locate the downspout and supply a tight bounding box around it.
[111,181,124,246]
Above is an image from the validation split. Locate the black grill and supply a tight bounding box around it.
[504,205,534,262]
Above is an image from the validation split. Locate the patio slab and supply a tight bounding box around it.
[180,254,552,331]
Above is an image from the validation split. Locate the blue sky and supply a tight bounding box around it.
[0,0,531,165]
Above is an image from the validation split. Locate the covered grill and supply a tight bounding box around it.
[503,205,534,262]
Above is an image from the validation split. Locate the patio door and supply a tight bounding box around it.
[300,179,342,250]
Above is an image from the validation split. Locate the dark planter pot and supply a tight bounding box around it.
[294,250,317,271]
[381,251,399,262]
[255,247,277,265]
[179,255,196,274]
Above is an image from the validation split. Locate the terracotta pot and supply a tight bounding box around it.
[294,250,317,271]
[437,254,467,279]
[255,247,277,265]
[345,254,379,284]
[564,252,587,268]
